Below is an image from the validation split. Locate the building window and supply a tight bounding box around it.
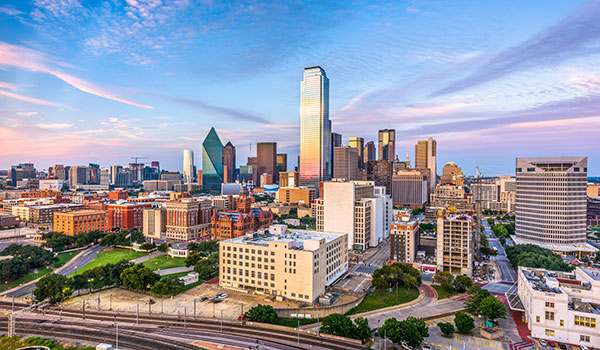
[560,320,564,326]
[574,316,596,328]
[545,329,554,336]
[580,335,590,343]
[545,302,554,308]
[536,316,540,323]
[545,311,554,321]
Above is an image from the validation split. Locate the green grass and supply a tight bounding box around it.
[70,248,148,276]
[142,255,186,271]
[432,285,456,299]
[53,251,78,268]
[346,286,419,315]
[0,267,53,293]
[160,271,192,279]
[275,317,318,327]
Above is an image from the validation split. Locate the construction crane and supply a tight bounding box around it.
[130,156,148,164]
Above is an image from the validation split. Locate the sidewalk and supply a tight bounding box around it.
[130,250,165,264]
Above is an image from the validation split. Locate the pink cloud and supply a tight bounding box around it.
[0,89,63,107]
[0,81,17,90]
[0,41,153,109]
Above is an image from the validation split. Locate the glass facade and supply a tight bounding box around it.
[183,149,195,184]
[299,66,331,189]
[202,127,224,190]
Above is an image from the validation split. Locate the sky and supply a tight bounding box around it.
[0,0,599,176]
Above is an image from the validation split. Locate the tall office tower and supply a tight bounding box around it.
[99,168,110,186]
[365,160,393,195]
[257,142,278,183]
[129,163,144,183]
[391,168,429,208]
[378,129,395,161]
[515,157,592,252]
[223,142,236,183]
[440,162,464,186]
[436,214,475,277]
[300,66,331,189]
[348,137,365,170]
[415,137,437,193]
[364,141,376,164]
[330,132,342,177]
[183,150,195,184]
[202,127,224,190]
[247,157,258,184]
[333,146,359,180]
[151,161,160,173]
[88,163,100,184]
[110,165,122,185]
[276,154,287,173]
[53,164,66,180]
[69,166,88,188]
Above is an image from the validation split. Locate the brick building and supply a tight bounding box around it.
[165,198,212,241]
[107,202,151,231]
[53,210,108,236]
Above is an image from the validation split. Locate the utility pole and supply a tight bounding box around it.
[297,319,300,345]
[184,307,187,329]
[213,301,216,318]
[136,304,139,325]
[221,310,223,332]
[115,323,119,350]
[475,165,483,260]
[194,298,197,320]
[82,300,86,320]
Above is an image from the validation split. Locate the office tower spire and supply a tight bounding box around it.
[299,66,331,189]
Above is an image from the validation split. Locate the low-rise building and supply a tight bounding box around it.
[0,213,19,228]
[219,225,348,303]
[436,213,475,276]
[168,242,190,258]
[53,210,108,236]
[276,187,315,205]
[515,266,600,346]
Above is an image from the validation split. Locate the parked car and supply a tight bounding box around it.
[548,341,557,348]
[558,343,567,350]
[213,299,222,303]
[238,313,245,321]
[539,340,548,346]
[218,293,228,299]
[200,297,208,302]
[580,346,589,350]
[422,344,432,350]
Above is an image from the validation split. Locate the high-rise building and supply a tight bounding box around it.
[279,171,300,188]
[440,162,463,186]
[365,160,393,195]
[331,132,342,177]
[515,157,592,252]
[436,213,475,276]
[299,66,331,189]
[53,164,66,180]
[349,137,365,170]
[247,157,258,184]
[415,137,437,193]
[333,146,359,180]
[276,154,287,174]
[223,142,236,183]
[99,168,110,186]
[239,165,252,184]
[390,219,419,264]
[202,127,224,190]
[183,150,195,184]
[110,165,122,185]
[69,166,89,188]
[143,207,166,239]
[391,168,429,208]
[257,142,277,183]
[88,163,100,184]
[378,129,395,161]
[151,161,160,173]
[364,141,376,164]
[129,163,144,183]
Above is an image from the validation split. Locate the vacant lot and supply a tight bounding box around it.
[71,248,147,276]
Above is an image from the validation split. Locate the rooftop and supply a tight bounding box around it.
[226,227,343,251]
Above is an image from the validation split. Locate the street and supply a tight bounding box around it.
[482,220,517,295]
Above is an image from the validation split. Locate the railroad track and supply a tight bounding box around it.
[0,319,204,350]
[0,302,365,350]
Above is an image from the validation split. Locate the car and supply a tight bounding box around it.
[558,343,567,350]
[422,345,432,350]
[218,293,228,299]
[238,313,245,321]
[200,297,208,302]
[548,341,557,348]
[580,346,589,350]
[213,299,222,303]
[539,340,548,346]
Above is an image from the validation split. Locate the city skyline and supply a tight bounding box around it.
[1,1,599,175]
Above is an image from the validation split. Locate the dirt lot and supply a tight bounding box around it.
[62,283,307,320]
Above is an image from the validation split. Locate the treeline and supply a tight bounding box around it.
[0,244,56,282]
[491,223,514,245]
[34,260,184,303]
[185,240,220,280]
[506,244,573,272]
[0,336,94,350]
[372,263,422,291]
[99,230,145,246]
[42,230,106,252]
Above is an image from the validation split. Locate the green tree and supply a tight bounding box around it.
[438,322,454,337]
[33,273,72,303]
[353,317,371,342]
[157,243,168,253]
[139,242,155,251]
[452,275,473,293]
[486,218,494,226]
[479,296,506,323]
[193,252,219,280]
[320,314,356,338]
[120,264,160,291]
[404,274,419,290]
[372,276,389,290]
[244,304,279,324]
[465,286,491,315]
[434,271,454,292]
[150,276,184,296]
[454,312,475,334]
[0,258,30,282]
[185,252,203,267]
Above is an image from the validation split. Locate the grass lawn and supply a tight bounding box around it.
[0,267,53,293]
[346,286,419,316]
[432,285,457,300]
[53,251,79,268]
[142,255,186,271]
[160,271,191,279]
[71,248,148,276]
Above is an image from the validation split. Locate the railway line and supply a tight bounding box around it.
[0,301,365,350]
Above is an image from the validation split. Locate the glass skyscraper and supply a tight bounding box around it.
[202,127,224,190]
[183,149,195,184]
[299,66,331,189]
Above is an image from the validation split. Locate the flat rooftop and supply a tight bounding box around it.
[513,236,598,253]
[226,228,343,250]
[581,268,600,281]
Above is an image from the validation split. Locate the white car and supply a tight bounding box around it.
[580,346,588,350]
[217,293,228,299]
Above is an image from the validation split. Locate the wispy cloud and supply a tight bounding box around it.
[0,41,152,109]
[0,6,23,16]
[431,0,600,97]
[0,81,17,90]
[36,122,73,129]
[0,89,63,107]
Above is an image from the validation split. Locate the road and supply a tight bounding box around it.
[131,250,165,264]
[482,220,517,295]
[1,245,105,297]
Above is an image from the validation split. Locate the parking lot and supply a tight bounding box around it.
[423,315,506,350]
[333,273,371,293]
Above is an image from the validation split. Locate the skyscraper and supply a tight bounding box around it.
[110,165,122,185]
[331,132,342,177]
[276,154,287,173]
[300,66,331,189]
[364,141,376,163]
[183,150,195,184]
[515,157,592,252]
[333,146,359,180]
[440,162,463,186]
[415,137,437,193]
[378,129,395,161]
[223,142,236,183]
[348,137,365,170]
[257,142,277,183]
[202,127,224,190]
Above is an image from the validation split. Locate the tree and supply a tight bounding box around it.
[34,273,72,303]
[353,317,371,342]
[453,275,473,293]
[139,242,155,251]
[193,252,219,280]
[244,304,279,324]
[465,285,491,315]
[320,314,356,338]
[0,258,30,282]
[594,254,600,264]
[151,276,184,296]
[120,264,160,291]
[486,218,495,226]
[438,322,454,337]
[185,252,203,267]
[434,271,454,292]
[379,316,428,348]
[479,296,506,323]
[454,312,475,334]
[372,276,389,290]
[404,274,419,290]
[157,243,168,253]
[506,244,572,272]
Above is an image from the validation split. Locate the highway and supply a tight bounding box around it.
[1,245,105,297]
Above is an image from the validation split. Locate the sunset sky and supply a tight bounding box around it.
[1,0,599,176]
